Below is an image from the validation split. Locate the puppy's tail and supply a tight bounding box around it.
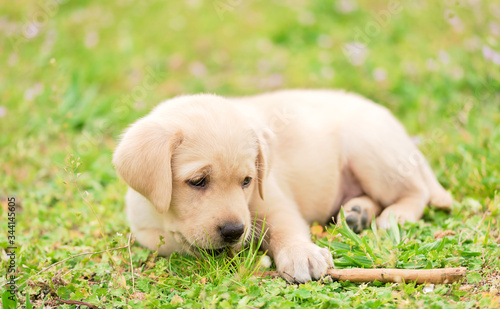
[420,160,453,210]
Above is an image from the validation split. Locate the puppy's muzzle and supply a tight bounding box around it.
[219,223,245,243]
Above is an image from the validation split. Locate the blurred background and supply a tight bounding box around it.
[1,1,500,307]
[0,0,499,235]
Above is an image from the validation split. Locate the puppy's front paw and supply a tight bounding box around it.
[275,242,333,283]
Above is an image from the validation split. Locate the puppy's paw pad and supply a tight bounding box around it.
[350,205,361,213]
[344,205,369,233]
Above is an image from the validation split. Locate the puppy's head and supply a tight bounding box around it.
[113,95,271,254]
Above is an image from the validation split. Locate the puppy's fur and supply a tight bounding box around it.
[113,90,452,282]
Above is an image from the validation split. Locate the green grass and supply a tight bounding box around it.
[1,0,499,308]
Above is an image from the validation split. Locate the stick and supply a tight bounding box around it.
[55,298,98,309]
[0,245,129,289]
[258,267,467,284]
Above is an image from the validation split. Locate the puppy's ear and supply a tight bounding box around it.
[256,128,274,200]
[113,120,182,213]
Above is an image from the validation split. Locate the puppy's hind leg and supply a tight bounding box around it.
[336,195,382,233]
[419,160,453,210]
[375,193,428,230]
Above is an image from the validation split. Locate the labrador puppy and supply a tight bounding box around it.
[113,89,452,283]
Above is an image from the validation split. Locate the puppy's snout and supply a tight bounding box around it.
[219,223,245,243]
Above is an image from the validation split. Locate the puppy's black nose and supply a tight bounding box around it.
[219,223,244,243]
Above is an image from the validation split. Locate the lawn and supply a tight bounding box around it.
[1,0,499,308]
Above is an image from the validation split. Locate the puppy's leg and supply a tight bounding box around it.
[342,107,449,229]
[253,179,333,283]
[134,228,178,256]
[337,195,382,233]
[375,193,428,230]
[126,190,182,256]
[419,160,453,210]
[265,210,333,283]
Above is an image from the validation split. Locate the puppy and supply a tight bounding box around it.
[113,89,452,283]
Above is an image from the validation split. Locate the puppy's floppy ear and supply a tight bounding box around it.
[113,120,182,213]
[255,128,274,200]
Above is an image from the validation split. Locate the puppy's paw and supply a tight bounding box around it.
[339,205,370,233]
[376,210,406,230]
[375,214,393,230]
[275,242,333,283]
[430,191,453,210]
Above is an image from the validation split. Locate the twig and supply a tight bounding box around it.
[0,245,129,289]
[36,245,129,277]
[128,233,136,292]
[55,298,98,309]
[257,267,467,284]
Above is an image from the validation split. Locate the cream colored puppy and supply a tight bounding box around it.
[113,89,452,283]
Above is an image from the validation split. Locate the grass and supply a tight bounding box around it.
[1,0,499,307]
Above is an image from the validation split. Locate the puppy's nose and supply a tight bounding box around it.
[219,223,245,243]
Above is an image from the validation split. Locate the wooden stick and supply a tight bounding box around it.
[55,298,98,309]
[258,267,467,284]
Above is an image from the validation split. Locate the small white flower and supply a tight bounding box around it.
[373,68,387,82]
[411,136,422,145]
[492,52,500,65]
[24,83,44,101]
[438,50,450,65]
[259,74,283,89]
[482,45,493,60]
[336,0,358,14]
[444,9,465,33]
[423,284,435,294]
[85,31,99,48]
[343,42,368,66]
[24,23,40,39]
[260,255,272,269]
[189,61,207,78]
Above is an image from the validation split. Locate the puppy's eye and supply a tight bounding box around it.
[187,177,208,188]
[242,176,252,188]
